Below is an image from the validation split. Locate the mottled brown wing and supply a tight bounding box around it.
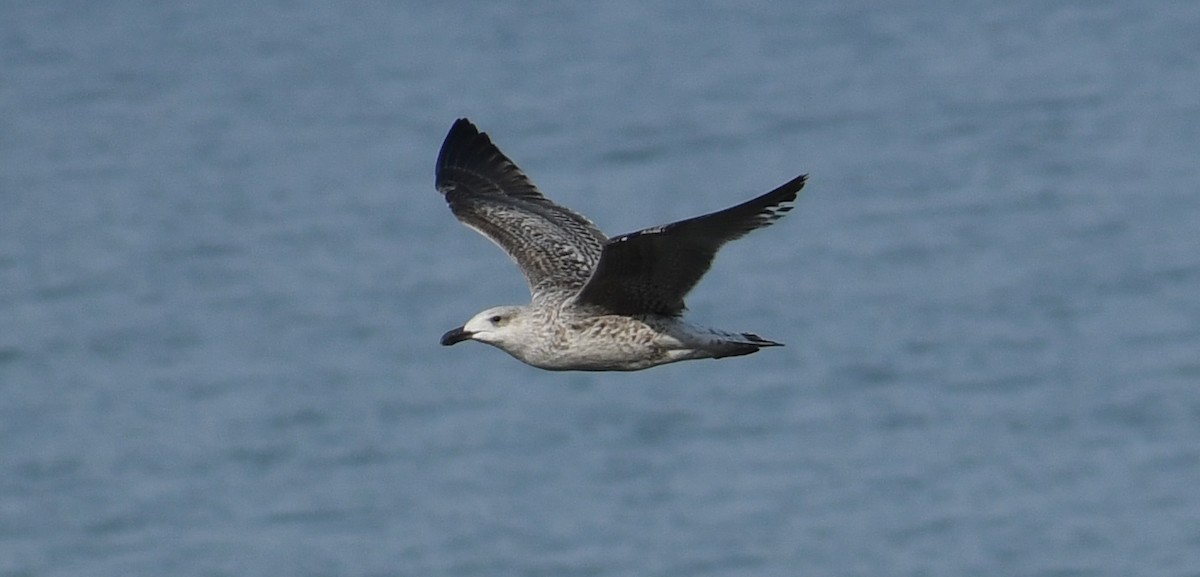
[436,119,608,302]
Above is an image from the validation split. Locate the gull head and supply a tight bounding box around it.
[440,305,530,349]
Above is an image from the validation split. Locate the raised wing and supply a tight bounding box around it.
[436,119,607,301]
[573,174,806,316]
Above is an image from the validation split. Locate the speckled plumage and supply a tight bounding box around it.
[436,119,806,371]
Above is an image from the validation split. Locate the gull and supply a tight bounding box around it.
[436,118,807,371]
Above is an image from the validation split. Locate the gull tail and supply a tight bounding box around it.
[740,332,783,347]
[712,332,783,359]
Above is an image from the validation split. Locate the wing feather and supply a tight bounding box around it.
[435,119,607,300]
[574,174,806,316]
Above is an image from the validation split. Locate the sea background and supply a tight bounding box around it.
[2,1,1198,576]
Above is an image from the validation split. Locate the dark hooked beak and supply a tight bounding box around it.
[440,326,474,346]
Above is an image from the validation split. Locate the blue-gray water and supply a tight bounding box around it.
[3,1,1199,575]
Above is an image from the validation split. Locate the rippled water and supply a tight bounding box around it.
[3,1,1199,575]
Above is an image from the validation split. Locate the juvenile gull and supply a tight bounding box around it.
[437,118,807,371]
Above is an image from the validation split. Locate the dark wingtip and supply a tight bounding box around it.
[435,118,549,205]
[437,118,490,186]
[771,173,808,203]
[442,119,484,156]
[448,118,480,138]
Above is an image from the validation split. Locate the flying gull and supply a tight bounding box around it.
[437,118,807,371]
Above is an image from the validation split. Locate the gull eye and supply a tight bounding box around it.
[489,315,503,324]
